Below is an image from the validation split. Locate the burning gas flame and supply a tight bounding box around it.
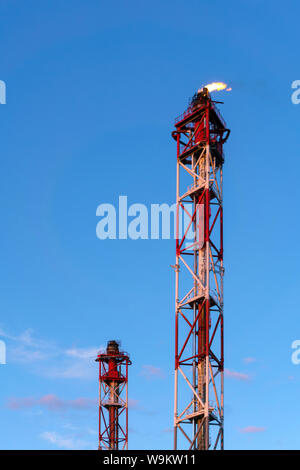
[198,82,232,93]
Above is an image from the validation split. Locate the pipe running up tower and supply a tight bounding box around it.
[172,87,230,450]
[96,340,131,450]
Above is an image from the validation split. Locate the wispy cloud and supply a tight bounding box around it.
[40,431,92,450]
[65,347,100,360]
[239,426,266,434]
[140,365,165,380]
[7,394,97,411]
[0,326,102,380]
[0,327,51,349]
[0,327,56,364]
[225,368,251,381]
[128,398,140,410]
[44,362,96,380]
[10,347,50,363]
[243,357,257,364]
[127,398,156,416]
[62,423,97,437]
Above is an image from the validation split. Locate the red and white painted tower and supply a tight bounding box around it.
[172,86,230,450]
[96,340,131,450]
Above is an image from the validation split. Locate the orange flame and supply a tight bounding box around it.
[199,82,232,93]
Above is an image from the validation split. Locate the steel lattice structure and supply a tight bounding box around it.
[96,340,131,450]
[172,88,230,450]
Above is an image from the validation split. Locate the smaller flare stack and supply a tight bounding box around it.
[96,340,131,450]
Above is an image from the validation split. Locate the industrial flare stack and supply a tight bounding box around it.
[96,340,132,450]
[96,84,230,452]
[172,87,230,449]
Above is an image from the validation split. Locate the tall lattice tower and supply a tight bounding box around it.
[96,340,131,450]
[172,87,230,450]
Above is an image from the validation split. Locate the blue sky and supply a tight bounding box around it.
[0,0,300,450]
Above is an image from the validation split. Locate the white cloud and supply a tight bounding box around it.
[45,361,95,380]
[65,347,100,360]
[10,346,51,364]
[0,327,56,364]
[225,368,251,381]
[140,365,165,380]
[7,394,97,411]
[0,327,53,350]
[239,426,266,434]
[0,326,101,380]
[40,431,91,450]
[243,357,257,364]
